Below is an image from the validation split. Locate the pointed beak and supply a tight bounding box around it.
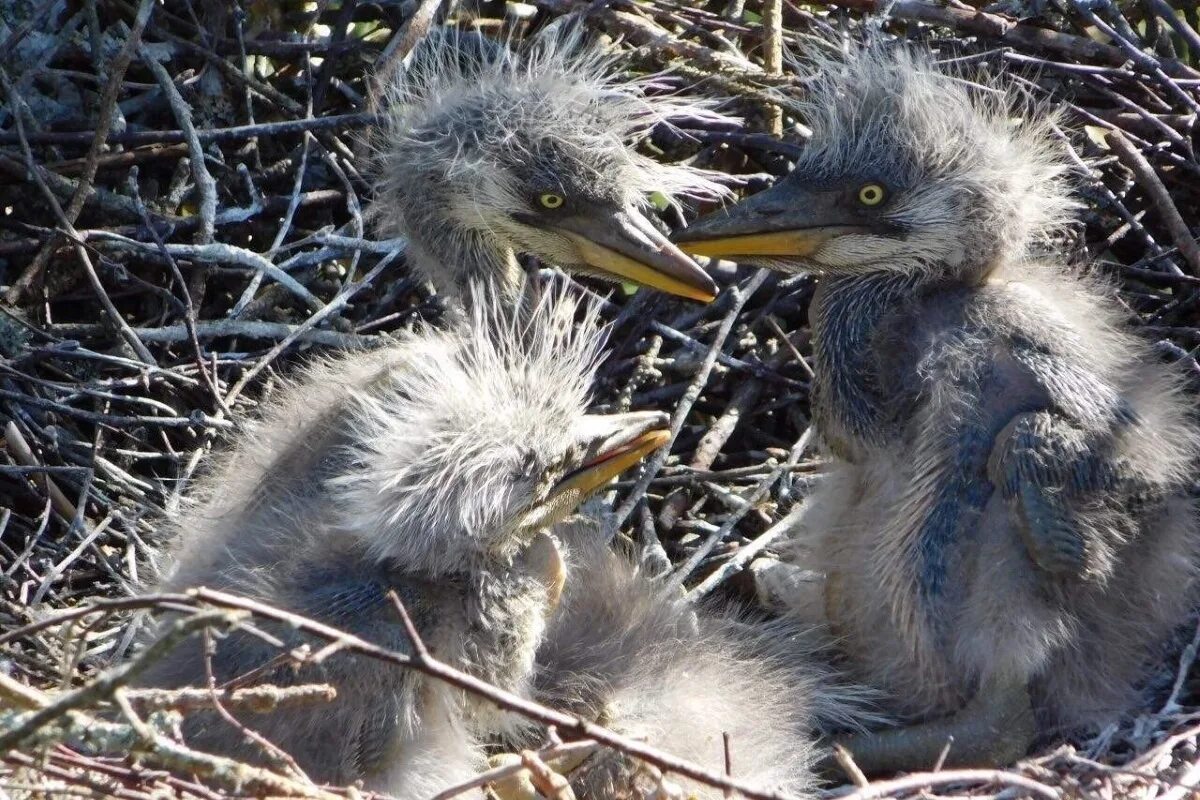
[556,410,671,500]
[671,182,872,262]
[674,226,866,260]
[515,410,668,607]
[551,207,718,303]
[519,411,670,532]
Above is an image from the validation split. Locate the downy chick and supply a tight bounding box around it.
[674,44,1200,773]
[506,523,841,800]
[139,290,670,797]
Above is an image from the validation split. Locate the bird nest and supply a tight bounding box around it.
[2,0,1199,798]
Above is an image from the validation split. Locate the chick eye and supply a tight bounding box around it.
[857,183,887,207]
[538,193,565,210]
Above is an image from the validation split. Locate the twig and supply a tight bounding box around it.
[687,489,808,600]
[0,112,381,147]
[372,0,447,108]
[45,320,378,348]
[0,609,239,751]
[3,0,155,303]
[667,454,793,590]
[122,683,337,713]
[220,245,403,406]
[609,270,770,535]
[89,233,324,311]
[817,0,1195,75]
[434,741,599,800]
[825,768,1061,799]
[138,47,217,245]
[3,420,78,520]
[761,0,784,136]
[1107,130,1200,275]
[0,70,156,365]
[157,588,808,800]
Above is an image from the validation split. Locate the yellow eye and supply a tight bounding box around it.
[857,183,886,206]
[539,193,565,209]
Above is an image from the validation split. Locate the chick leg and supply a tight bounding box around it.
[824,676,1036,777]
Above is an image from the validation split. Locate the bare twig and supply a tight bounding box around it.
[1108,130,1200,275]
[138,48,217,244]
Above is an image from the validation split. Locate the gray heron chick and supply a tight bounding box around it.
[139,290,670,797]
[371,29,726,304]
[674,45,1200,773]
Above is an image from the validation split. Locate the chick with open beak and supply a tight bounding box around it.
[137,288,670,798]
[371,27,726,305]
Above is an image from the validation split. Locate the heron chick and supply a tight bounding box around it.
[371,28,727,304]
[139,289,670,797]
[675,45,1200,773]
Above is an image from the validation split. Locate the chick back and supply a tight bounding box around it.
[526,521,830,799]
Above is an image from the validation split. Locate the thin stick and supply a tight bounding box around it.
[609,270,770,535]
[1108,130,1200,276]
[4,420,78,520]
[825,768,1061,799]
[761,0,784,136]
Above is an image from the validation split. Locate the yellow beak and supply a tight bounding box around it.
[551,428,670,503]
[516,417,669,533]
[515,426,668,608]
[676,226,865,259]
[563,233,717,303]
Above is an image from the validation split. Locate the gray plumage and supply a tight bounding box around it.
[370,27,726,304]
[133,31,753,791]
[139,290,672,797]
[517,521,834,800]
[675,44,1200,771]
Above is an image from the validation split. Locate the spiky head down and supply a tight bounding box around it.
[371,27,727,302]
[676,43,1080,279]
[801,45,1076,269]
[329,286,666,575]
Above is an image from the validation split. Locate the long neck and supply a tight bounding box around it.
[809,270,926,459]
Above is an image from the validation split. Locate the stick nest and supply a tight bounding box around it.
[2,0,1199,797]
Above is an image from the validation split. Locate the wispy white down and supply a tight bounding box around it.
[367,25,734,299]
[329,284,608,574]
[375,25,730,211]
[793,42,1081,274]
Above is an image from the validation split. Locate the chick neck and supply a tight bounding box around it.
[808,267,929,460]
[407,227,525,304]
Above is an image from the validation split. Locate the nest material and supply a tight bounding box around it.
[2,0,1199,798]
